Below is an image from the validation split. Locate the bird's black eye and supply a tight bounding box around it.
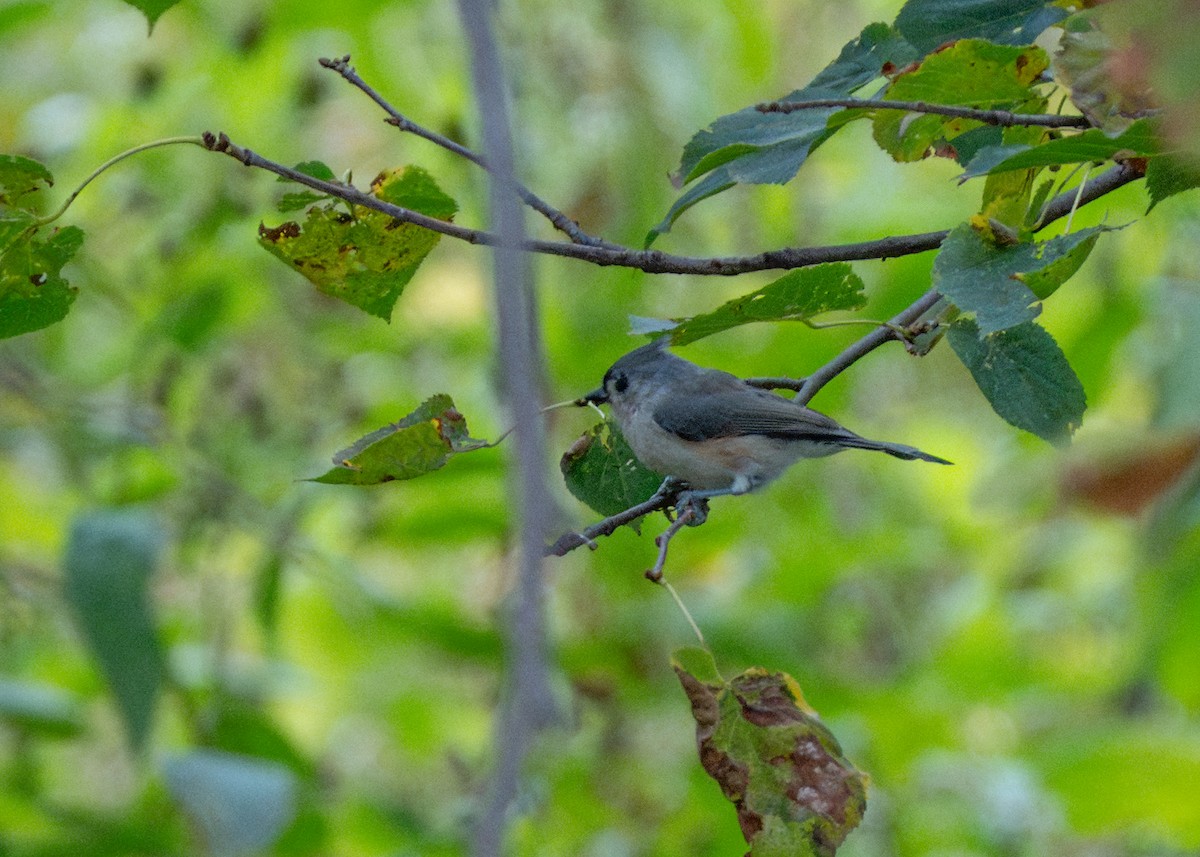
[613,372,628,393]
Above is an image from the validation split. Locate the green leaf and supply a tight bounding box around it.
[1146,155,1200,212]
[635,263,867,346]
[276,191,329,213]
[0,208,36,253]
[0,224,84,339]
[933,223,1103,334]
[208,702,316,778]
[673,658,867,857]
[650,23,918,242]
[373,165,459,219]
[0,678,85,739]
[873,41,1049,162]
[895,0,1067,54]
[312,394,489,485]
[560,419,663,519]
[63,510,165,751]
[164,750,297,857]
[960,120,1160,179]
[286,160,336,183]
[1014,228,1104,300]
[0,154,54,209]
[671,646,724,685]
[119,0,182,29]
[934,225,1040,332]
[944,124,1006,166]
[978,126,1046,227]
[947,318,1086,442]
[258,166,457,320]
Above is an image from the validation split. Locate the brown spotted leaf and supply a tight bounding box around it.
[258,166,457,321]
[673,648,867,857]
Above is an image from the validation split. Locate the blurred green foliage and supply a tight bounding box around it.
[1,1,1200,855]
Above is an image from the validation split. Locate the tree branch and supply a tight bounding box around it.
[317,54,614,249]
[757,97,1093,129]
[744,376,806,392]
[202,131,1140,278]
[545,477,685,557]
[796,288,941,404]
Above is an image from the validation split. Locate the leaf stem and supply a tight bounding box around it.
[34,136,207,226]
[803,317,909,338]
[1064,164,1092,234]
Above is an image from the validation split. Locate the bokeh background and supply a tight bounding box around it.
[2,0,1199,854]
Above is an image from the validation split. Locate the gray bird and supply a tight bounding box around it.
[581,338,950,501]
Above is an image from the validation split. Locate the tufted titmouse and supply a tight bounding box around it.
[579,338,950,501]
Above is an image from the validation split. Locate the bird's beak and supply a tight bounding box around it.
[576,387,607,406]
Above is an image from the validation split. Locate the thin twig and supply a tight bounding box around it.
[657,579,707,646]
[318,55,613,248]
[645,505,698,582]
[206,127,949,272]
[640,503,709,647]
[757,97,1092,129]
[1033,162,1140,229]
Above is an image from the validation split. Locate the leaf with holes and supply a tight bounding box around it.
[0,155,85,340]
[0,224,84,339]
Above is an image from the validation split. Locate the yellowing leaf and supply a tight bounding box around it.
[312,394,489,485]
[258,166,457,321]
[873,41,1050,162]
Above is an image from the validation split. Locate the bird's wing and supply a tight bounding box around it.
[653,386,852,442]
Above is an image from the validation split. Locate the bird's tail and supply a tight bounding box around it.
[841,435,953,465]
